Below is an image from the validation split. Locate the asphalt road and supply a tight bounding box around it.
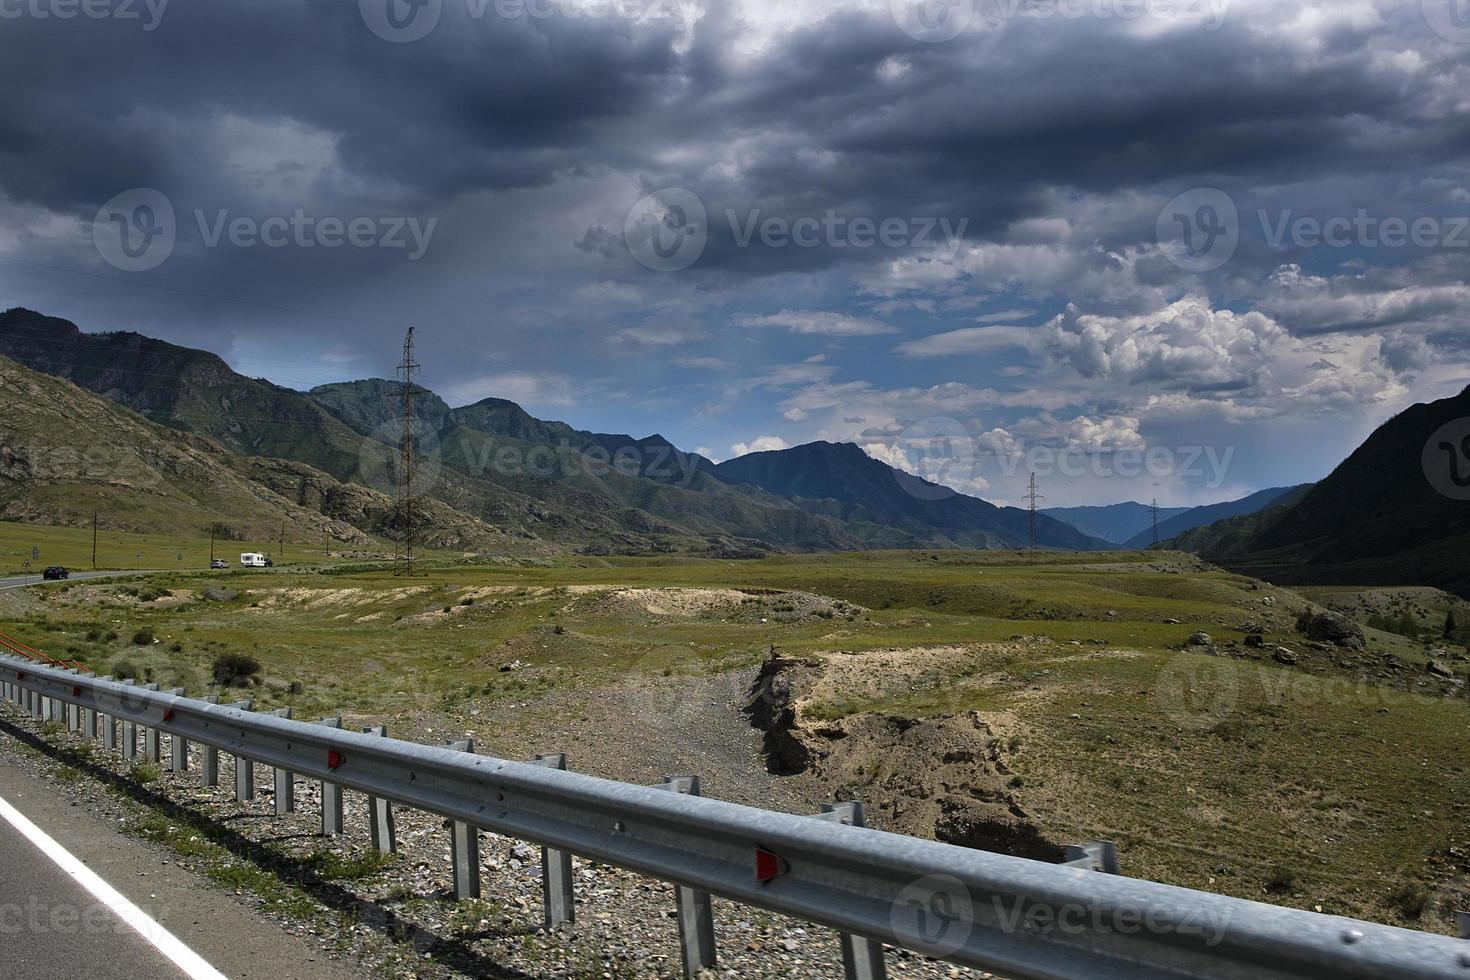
[0,812,191,979]
[0,570,153,592]
[0,747,359,980]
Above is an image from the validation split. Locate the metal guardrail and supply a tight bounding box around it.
[2,654,1468,980]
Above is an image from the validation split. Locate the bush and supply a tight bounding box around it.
[1264,865,1296,894]
[110,659,140,680]
[132,629,155,646]
[1388,883,1429,919]
[211,652,261,687]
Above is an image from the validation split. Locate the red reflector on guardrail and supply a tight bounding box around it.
[163,709,174,722]
[72,686,81,696]
[328,750,343,770]
[755,847,785,883]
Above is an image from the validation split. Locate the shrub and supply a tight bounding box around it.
[110,659,140,680]
[211,652,261,687]
[1264,866,1296,894]
[132,629,155,646]
[1388,883,1429,919]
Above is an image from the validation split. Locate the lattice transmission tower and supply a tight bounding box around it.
[392,326,423,576]
[1023,472,1044,553]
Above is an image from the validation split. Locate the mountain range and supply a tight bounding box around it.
[0,308,1106,555]
[4,307,1462,592]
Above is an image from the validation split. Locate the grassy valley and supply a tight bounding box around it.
[1,549,1464,937]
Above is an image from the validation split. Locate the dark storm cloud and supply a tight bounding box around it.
[1,0,1468,473]
[0,1,682,213]
[3,0,1467,282]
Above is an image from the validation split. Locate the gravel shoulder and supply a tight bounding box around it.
[0,674,995,979]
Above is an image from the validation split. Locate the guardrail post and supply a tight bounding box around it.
[1456,909,1469,940]
[100,676,118,751]
[269,708,294,813]
[142,683,162,763]
[446,738,480,899]
[119,679,137,760]
[530,752,575,927]
[200,696,221,787]
[362,725,396,853]
[82,674,103,739]
[66,668,81,731]
[167,688,188,771]
[818,803,888,980]
[318,717,344,836]
[231,700,255,801]
[1062,841,1121,874]
[654,775,717,977]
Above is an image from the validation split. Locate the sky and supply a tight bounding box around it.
[2,0,1468,507]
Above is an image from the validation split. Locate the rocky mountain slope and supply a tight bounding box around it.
[0,355,373,544]
[1175,386,1470,598]
[712,441,1108,550]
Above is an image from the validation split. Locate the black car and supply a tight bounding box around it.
[42,566,68,580]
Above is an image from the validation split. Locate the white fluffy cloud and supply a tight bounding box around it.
[729,435,790,457]
[734,311,896,336]
[1039,297,1286,387]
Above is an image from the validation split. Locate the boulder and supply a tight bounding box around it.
[1187,631,1213,647]
[1296,610,1365,650]
[202,587,238,602]
[1273,648,1299,665]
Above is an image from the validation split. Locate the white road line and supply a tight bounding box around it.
[0,791,228,980]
